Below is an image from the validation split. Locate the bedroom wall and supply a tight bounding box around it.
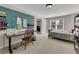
[46,13,77,32]
[0,6,34,28]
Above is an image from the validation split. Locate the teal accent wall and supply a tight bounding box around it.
[0,6,34,28]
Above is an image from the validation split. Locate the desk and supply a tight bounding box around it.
[5,32,25,54]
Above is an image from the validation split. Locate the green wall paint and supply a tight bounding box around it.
[0,6,34,28]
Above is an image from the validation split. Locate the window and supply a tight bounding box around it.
[50,19,64,31]
[23,19,27,28]
[75,17,79,26]
[16,17,23,29]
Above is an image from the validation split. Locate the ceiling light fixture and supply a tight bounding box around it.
[46,4,53,9]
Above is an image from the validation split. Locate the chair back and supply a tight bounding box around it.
[24,29,33,38]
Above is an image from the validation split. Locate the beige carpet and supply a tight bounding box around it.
[0,33,76,54]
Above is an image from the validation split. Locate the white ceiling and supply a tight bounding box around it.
[1,4,79,18]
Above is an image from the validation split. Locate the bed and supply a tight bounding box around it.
[50,30,74,41]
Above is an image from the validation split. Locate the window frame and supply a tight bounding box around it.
[50,18,64,31]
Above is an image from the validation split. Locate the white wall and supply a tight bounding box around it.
[46,13,77,32]
[64,14,76,31]
[41,18,46,33]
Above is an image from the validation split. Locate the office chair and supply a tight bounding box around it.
[21,29,33,49]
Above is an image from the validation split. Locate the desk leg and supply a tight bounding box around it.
[9,37,13,54]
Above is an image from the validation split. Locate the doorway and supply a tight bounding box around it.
[37,20,41,33]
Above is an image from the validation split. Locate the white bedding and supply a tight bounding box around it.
[51,30,73,35]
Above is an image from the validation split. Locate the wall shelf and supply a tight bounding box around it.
[0,14,7,30]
